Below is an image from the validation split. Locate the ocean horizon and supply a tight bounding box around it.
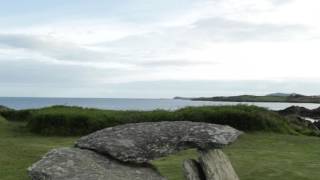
[1,97,319,111]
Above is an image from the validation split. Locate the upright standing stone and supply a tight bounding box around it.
[183,159,205,180]
[199,149,239,180]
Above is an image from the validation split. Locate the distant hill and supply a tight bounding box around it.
[189,93,320,104]
[173,96,192,100]
[266,93,296,97]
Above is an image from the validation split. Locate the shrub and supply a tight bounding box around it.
[0,115,6,124]
[0,109,33,122]
[21,105,309,136]
[175,106,292,133]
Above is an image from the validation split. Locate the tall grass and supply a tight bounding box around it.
[2,105,310,136]
[26,106,175,135]
[0,115,6,124]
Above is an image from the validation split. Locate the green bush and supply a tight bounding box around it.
[0,115,6,124]
[176,106,293,133]
[0,109,33,122]
[20,105,308,136]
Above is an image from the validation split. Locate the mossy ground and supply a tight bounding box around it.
[1,116,320,180]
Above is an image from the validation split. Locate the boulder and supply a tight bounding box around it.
[199,149,239,180]
[278,106,320,119]
[28,148,166,180]
[183,159,205,180]
[278,106,313,117]
[285,115,320,135]
[314,120,320,130]
[76,121,242,163]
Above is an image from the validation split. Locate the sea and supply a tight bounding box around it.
[0,97,319,111]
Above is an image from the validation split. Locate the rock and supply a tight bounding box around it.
[278,106,320,119]
[76,121,242,163]
[183,159,205,180]
[199,149,239,180]
[310,107,320,119]
[314,120,320,130]
[285,115,320,135]
[28,148,166,180]
[278,106,313,117]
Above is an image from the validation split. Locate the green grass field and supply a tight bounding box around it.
[0,116,77,180]
[154,133,320,180]
[1,116,320,180]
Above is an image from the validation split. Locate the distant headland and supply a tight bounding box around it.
[174,93,320,104]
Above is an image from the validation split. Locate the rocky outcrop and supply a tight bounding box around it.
[28,148,165,180]
[278,106,313,117]
[285,115,320,134]
[76,121,242,163]
[199,150,239,180]
[29,121,242,180]
[183,159,205,180]
[278,106,320,135]
[314,121,320,130]
[279,106,320,119]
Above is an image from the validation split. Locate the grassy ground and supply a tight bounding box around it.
[0,116,77,180]
[154,133,320,180]
[1,117,320,180]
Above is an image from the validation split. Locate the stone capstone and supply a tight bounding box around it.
[28,148,166,180]
[75,121,242,163]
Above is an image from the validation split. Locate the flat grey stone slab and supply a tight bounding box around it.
[76,121,242,163]
[28,148,166,180]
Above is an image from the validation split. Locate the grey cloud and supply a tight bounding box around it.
[0,34,209,69]
[5,78,320,98]
[140,59,217,67]
[0,59,116,85]
[92,17,307,70]
[94,17,307,69]
[192,17,306,41]
[98,17,307,53]
[96,31,188,50]
[103,80,320,98]
[270,0,294,5]
[0,34,116,62]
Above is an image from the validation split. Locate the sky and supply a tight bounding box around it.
[0,0,320,98]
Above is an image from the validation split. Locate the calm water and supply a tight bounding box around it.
[0,97,319,111]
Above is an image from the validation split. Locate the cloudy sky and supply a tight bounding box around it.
[0,0,319,98]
